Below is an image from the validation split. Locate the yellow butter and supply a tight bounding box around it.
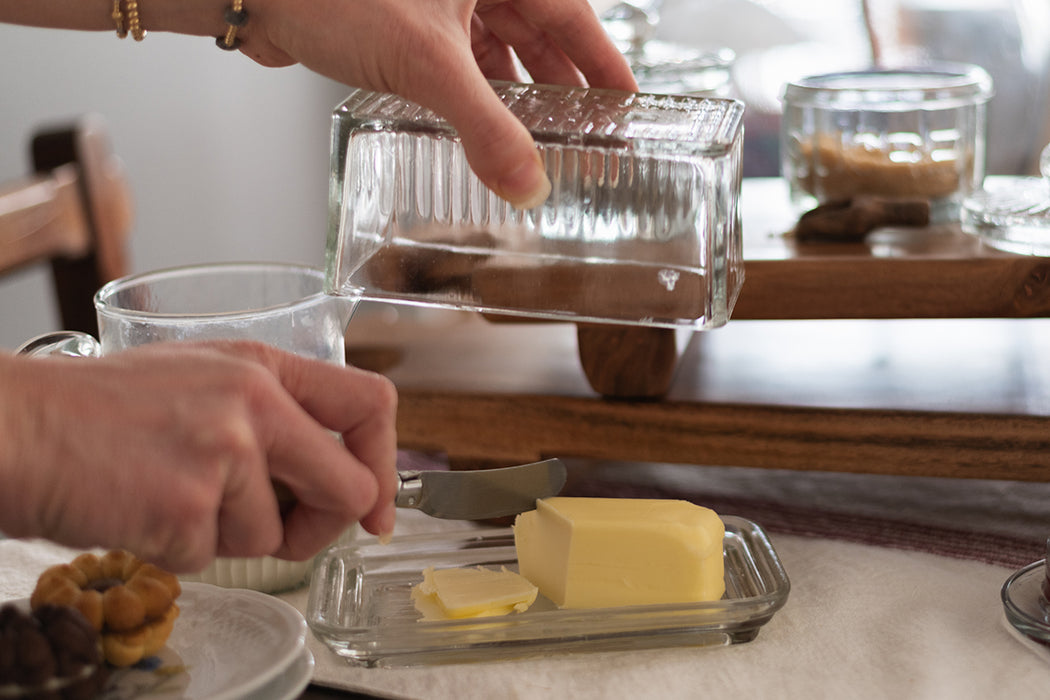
[411,566,538,621]
[513,497,725,608]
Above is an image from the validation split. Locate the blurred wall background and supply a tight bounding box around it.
[0,25,348,348]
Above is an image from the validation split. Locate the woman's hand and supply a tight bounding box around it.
[240,0,638,208]
[0,341,397,573]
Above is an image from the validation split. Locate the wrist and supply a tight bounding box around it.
[131,0,229,37]
[137,0,293,66]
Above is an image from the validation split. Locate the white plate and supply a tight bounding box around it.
[253,647,314,700]
[108,582,307,699]
[10,581,307,699]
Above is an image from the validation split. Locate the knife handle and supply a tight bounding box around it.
[395,471,423,509]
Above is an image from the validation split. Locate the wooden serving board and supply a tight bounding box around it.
[735,179,1050,320]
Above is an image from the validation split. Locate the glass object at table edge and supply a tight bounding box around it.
[1002,558,1050,644]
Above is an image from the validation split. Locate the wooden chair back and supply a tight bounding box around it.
[0,115,132,335]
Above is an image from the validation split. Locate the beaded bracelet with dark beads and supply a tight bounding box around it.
[217,0,248,51]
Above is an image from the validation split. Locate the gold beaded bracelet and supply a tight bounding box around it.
[111,0,244,48]
[126,0,145,41]
[216,0,248,51]
[111,0,145,41]
[111,0,126,38]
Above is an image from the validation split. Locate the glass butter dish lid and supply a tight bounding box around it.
[326,82,745,330]
[306,516,789,668]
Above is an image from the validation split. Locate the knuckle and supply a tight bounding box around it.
[140,501,217,572]
[159,484,218,534]
[204,417,257,462]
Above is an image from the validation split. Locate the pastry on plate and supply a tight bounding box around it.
[30,550,181,667]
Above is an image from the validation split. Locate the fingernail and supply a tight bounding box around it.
[377,506,396,545]
[497,151,551,210]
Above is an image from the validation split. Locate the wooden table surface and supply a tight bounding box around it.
[735,178,1050,319]
[344,178,1050,482]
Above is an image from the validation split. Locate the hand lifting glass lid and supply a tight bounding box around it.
[962,144,1050,255]
[326,82,745,330]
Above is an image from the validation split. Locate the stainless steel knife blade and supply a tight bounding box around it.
[395,458,567,520]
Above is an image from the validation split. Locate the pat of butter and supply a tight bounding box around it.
[514,497,725,608]
[411,566,538,621]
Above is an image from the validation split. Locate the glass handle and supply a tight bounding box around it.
[16,331,102,359]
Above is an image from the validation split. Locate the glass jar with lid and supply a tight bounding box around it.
[780,63,993,222]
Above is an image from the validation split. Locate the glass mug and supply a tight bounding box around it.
[18,261,359,593]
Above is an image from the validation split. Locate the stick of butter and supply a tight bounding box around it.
[513,497,725,608]
[411,566,539,621]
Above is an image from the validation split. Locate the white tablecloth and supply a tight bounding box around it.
[3,463,1049,699]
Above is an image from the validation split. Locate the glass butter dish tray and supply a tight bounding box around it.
[306,516,789,668]
[326,82,745,330]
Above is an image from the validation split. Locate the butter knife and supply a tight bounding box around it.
[395,458,567,520]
